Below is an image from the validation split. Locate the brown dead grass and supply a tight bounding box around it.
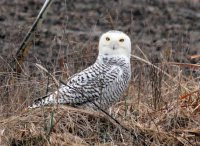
[0,84,200,146]
[0,46,200,146]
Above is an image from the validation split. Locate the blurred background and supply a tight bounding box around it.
[1,0,200,75]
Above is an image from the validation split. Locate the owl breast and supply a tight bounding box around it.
[83,56,131,110]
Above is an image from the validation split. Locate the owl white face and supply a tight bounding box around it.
[98,30,131,59]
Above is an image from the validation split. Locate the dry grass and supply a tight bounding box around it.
[0,54,200,146]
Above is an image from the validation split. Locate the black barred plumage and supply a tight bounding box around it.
[30,30,131,110]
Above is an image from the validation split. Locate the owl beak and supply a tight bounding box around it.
[112,44,117,50]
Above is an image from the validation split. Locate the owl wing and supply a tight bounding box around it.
[58,63,123,105]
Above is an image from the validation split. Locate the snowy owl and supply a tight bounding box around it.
[30,30,131,110]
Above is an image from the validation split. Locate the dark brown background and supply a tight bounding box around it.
[0,0,200,75]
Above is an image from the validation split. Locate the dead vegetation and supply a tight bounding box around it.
[0,56,200,145]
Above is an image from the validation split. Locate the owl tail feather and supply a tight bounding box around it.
[29,92,60,108]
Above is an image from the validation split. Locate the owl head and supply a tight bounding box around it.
[98,30,131,59]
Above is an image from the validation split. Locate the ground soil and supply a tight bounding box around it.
[0,0,200,75]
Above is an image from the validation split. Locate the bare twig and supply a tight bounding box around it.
[35,63,59,87]
[135,45,149,61]
[14,0,54,75]
[190,54,200,59]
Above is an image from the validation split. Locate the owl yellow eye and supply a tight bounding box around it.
[119,38,124,42]
[106,37,110,41]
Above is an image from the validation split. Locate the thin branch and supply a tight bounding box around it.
[35,63,59,87]
[11,0,54,78]
[16,0,53,57]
